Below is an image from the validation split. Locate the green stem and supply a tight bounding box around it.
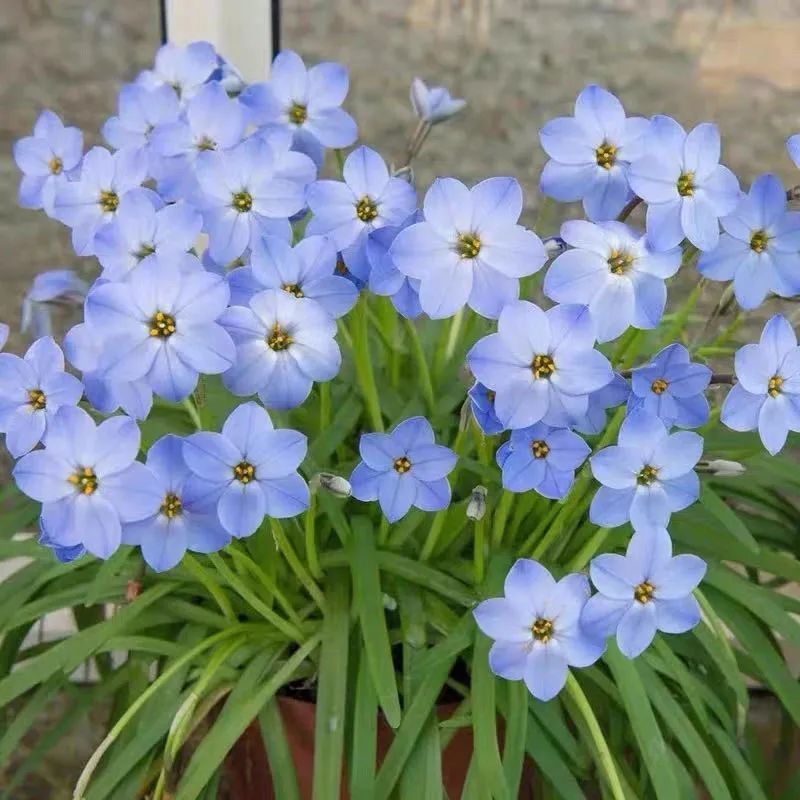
[490,490,514,548]
[182,396,203,431]
[419,510,448,561]
[319,381,331,434]
[565,674,626,800]
[182,554,236,622]
[403,317,436,417]
[351,295,384,431]
[270,519,326,610]
[473,516,486,585]
[565,527,610,572]
[304,493,321,579]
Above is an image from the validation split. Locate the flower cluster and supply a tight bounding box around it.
[7,42,799,706]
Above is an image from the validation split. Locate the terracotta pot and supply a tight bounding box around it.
[223,696,534,798]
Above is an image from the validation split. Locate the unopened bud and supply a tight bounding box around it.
[392,164,415,185]
[467,485,488,521]
[704,459,746,477]
[543,236,567,257]
[309,472,352,497]
[410,77,466,125]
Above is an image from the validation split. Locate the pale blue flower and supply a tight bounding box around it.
[473,559,604,701]
[52,146,148,256]
[227,235,357,318]
[137,41,218,101]
[306,146,416,255]
[721,314,800,455]
[195,135,315,263]
[590,410,703,530]
[350,417,457,522]
[539,85,649,221]
[627,344,710,428]
[221,288,341,409]
[468,382,504,436]
[93,191,202,280]
[0,336,83,457]
[467,301,613,429]
[13,406,161,559]
[123,434,229,571]
[390,177,545,319]
[241,50,357,167]
[582,527,705,658]
[13,109,82,213]
[84,259,235,402]
[496,423,589,499]
[182,402,309,538]
[629,116,740,251]
[544,220,681,342]
[698,173,800,309]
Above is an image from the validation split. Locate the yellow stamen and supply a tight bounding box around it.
[531,440,550,459]
[531,617,553,642]
[355,196,378,223]
[393,456,412,474]
[634,581,655,604]
[531,354,555,379]
[149,310,177,338]
[456,232,482,259]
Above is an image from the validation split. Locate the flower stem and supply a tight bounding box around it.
[304,493,322,579]
[491,490,514,548]
[352,295,384,431]
[270,519,326,610]
[473,516,486,584]
[403,317,436,417]
[182,396,203,431]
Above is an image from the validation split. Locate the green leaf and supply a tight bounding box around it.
[259,699,301,800]
[471,627,509,799]
[348,517,401,728]
[84,547,131,606]
[399,715,443,800]
[604,644,679,800]
[313,570,350,800]
[524,712,585,800]
[375,612,473,800]
[699,485,759,551]
[707,722,768,800]
[638,661,733,800]
[500,681,527,796]
[349,648,378,800]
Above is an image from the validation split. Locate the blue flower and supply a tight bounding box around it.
[467,301,613,429]
[94,191,202,280]
[195,136,315,264]
[390,177,545,319]
[539,85,649,221]
[787,133,800,169]
[473,559,604,701]
[627,344,710,429]
[468,382,504,436]
[241,50,357,168]
[721,314,800,455]
[123,435,229,571]
[64,322,153,420]
[182,401,309,538]
[85,259,235,402]
[102,83,180,161]
[496,424,589,499]
[228,234,358,319]
[350,417,457,522]
[150,81,247,200]
[590,410,703,530]
[52,146,148,256]
[571,373,630,435]
[697,173,800,309]
[581,527,705,658]
[544,220,681,342]
[0,337,83,457]
[13,109,82,213]
[306,146,416,255]
[366,213,423,319]
[409,78,466,125]
[629,116,740,251]
[136,41,218,101]
[221,288,341,409]
[13,406,161,559]
[21,269,89,339]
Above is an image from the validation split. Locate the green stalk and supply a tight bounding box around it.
[473,516,486,584]
[565,674,626,800]
[182,396,203,431]
[270,519,326,610]
[403,317,436,417]
[419,510,448,561]
[304,493,322,579]
[182,554,236,622]
[490,490,514,548]
[319,381,331,434]
[351,295,384,431]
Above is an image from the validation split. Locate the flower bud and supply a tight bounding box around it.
[467,485,488,521]
[309,472,352,497]
[392,164,415,186]
[705,459,746,477]
[410,78,466,125]
[543,236,567,257]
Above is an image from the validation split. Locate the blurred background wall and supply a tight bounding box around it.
[4,0,800,349]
